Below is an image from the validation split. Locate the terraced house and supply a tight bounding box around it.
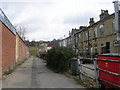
[74,10,120,58]
[59,6,120,58]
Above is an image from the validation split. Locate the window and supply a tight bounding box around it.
[94,46,98,57]
[94,43,97,48]
[86,32,89,40]
[85,46,89,56]
[99,25,104,36]
[112,19,116,33]
[89,31,91,37]
[113,40,120,46]
[100,44,104,47]
[63,40,66,47]
[68,38,70,45]
[75,36,78,44]
[94,27,97,38]
[71,36,74,45]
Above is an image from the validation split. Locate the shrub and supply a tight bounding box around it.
[46,46,75,72]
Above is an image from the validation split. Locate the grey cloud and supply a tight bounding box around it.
[63,11,97,26]
[1,2,28,21]
[0,0,114,41]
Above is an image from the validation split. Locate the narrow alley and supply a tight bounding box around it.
[2,57,85,88]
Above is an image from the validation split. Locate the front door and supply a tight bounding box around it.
[106,42,110,53]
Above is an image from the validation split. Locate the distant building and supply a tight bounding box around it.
[38,43,48,52]
[47,44,53,51]
[59,38,68,47]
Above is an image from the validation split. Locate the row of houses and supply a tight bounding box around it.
[0,9,29,73]
[59,1,120,58]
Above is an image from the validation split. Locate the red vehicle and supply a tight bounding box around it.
[98,53,120,88]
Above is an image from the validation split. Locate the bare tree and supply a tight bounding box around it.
[14,24,27,41]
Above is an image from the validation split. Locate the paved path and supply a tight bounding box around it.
[3,57,85,88]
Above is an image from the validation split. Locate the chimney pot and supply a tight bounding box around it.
[99,9,109,20]
[89,17,95,26]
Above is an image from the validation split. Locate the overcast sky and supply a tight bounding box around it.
[0,0,116,41]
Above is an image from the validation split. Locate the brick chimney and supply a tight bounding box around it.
[89,18,95,26]
[99,10,109,20]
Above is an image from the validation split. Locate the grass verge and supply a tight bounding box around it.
[29,46,37,56]
[63,70,96,88]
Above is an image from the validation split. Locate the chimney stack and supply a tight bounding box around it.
[99,10,109,20]
[79,26,87,30]
[89,18,95,26]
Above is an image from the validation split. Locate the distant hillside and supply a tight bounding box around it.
[29,46,37,56]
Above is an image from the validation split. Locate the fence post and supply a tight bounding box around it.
[94,59,100,88]
[79,58,83,79]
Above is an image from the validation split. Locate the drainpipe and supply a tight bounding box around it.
[88,31,90,58]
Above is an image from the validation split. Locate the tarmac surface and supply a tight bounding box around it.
[2,57,85,88]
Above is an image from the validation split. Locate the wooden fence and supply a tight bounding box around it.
[78,57,120,88]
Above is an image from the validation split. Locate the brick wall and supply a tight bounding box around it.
[1,9,29,73]
[2,22,16,72]
[18,35,28,61]
[2,23,29,73]
[16,34,19,62]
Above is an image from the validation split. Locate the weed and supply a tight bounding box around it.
[63,71,96,88]
[2,59,27,78]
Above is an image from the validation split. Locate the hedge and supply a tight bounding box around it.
[46,46,75,72]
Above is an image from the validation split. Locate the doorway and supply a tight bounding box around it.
[106,42,110,53]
